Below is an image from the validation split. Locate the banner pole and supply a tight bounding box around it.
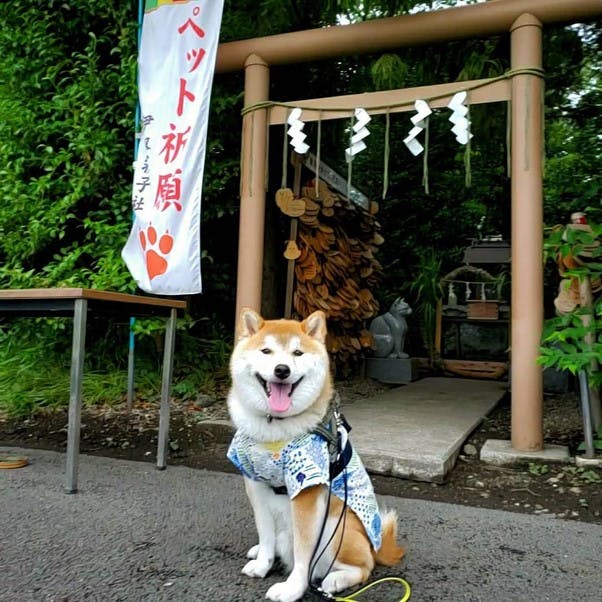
[127,0,144,412]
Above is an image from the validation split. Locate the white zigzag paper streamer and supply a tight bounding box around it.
[345,107,371,163]
[287,108,309,155]
[448,91,473,145]
[404,99,432,156]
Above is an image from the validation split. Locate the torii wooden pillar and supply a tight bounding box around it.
[235,54,269,330]
[510,15,544,451]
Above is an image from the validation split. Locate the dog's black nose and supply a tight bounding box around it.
[274,364,291,380]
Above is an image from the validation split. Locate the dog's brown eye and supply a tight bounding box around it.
[261,348,272,354]
[293,350,304,357]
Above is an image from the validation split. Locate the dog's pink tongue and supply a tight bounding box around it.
[268,382,293,413]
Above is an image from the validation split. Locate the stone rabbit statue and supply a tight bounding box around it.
[369,298,412,359]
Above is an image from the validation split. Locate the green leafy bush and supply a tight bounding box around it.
[539,219,602,387]
[0,1,138,293]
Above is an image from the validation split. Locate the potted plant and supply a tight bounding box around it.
[539,217,602,458]
[408,250,444,368]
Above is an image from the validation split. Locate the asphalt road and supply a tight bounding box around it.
[2,447,600,602]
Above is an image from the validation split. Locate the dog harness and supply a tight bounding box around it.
[227,426,383,550]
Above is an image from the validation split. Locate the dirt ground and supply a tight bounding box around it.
[1,377,600,525]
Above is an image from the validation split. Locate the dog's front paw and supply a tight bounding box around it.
[242,557,273,578]
[321,569,353,594]
[265,579,306,602]
[246,544,260,559]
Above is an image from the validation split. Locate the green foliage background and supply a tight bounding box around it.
[0,1,136,291]
[0,1,600,415]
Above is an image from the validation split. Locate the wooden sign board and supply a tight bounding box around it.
[300,152,369,210]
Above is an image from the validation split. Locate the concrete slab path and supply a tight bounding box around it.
[2,448,600,602]
[342,377,507,482]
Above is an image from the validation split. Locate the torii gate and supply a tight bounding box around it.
[214,0,602,453]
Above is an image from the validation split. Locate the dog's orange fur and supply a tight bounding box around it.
[238,312,328,355]
[292,485,405,580]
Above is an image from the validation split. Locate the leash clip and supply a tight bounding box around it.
[309,585,336,600]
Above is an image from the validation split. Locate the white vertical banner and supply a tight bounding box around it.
[122,0,224,294]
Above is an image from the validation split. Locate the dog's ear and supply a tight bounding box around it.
[302,310,327,343]
[238,307,264,339]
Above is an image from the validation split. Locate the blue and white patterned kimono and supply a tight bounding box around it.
[227,430,382,550]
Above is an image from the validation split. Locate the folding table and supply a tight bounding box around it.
[0,288,187,493]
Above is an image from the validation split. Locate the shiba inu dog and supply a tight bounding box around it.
[227,308,405,602]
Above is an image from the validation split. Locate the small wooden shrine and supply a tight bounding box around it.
[437,237,510,379]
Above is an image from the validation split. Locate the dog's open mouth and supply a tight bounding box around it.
[255,373,304,414]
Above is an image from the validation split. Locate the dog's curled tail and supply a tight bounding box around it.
[374,510,406,566]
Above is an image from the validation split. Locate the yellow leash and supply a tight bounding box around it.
[332,577,411,602]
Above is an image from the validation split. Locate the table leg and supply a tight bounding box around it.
[65,298,87,493]
[157,308,177,469]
